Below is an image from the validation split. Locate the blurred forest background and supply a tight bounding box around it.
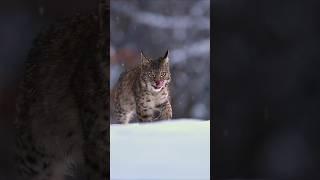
[110,0,210,120]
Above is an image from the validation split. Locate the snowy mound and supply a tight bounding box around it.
[110,119,210,180]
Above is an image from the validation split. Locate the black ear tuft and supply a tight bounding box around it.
[162,50,169,63]
[163,49,169,59]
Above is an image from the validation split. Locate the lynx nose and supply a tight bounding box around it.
[155,80,163,86]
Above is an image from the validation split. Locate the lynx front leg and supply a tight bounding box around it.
[80,104,108,179]
[136,105,155,122]
[113,109,135,124]
[159,101,172,120]
[137,111,154,122]
[83,119,108,180]
[112,93,136,124]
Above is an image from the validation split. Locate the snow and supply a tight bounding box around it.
[110,119,210,180]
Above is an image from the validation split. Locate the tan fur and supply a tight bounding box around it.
[111,51,172,124]
[14,7,108,180]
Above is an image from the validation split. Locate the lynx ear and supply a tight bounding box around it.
[162,49,169,63]
[140,50,151,64]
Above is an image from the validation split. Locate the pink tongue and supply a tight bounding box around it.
[155,81,164,88]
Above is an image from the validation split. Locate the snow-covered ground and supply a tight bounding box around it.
[110,119,210,180]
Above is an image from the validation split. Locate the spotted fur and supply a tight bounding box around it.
[111,50,172,124]
[14,1,109,179]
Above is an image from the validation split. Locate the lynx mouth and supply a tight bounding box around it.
[152,85,162,89]
[152,85,164,91]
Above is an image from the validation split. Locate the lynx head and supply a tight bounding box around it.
[140,50,171,92]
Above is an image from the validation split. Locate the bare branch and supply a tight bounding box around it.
[111,1,209,30]
[171,39,210,64]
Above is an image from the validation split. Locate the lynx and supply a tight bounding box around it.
[13,1,109,179]
[111,50,172,124]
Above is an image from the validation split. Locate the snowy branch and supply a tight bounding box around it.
[171,39,210,64]
[190,0,210,17]
[111,1,209,30]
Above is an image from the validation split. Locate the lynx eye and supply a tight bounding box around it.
[160,72,166,77]
[148,72,155,78]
